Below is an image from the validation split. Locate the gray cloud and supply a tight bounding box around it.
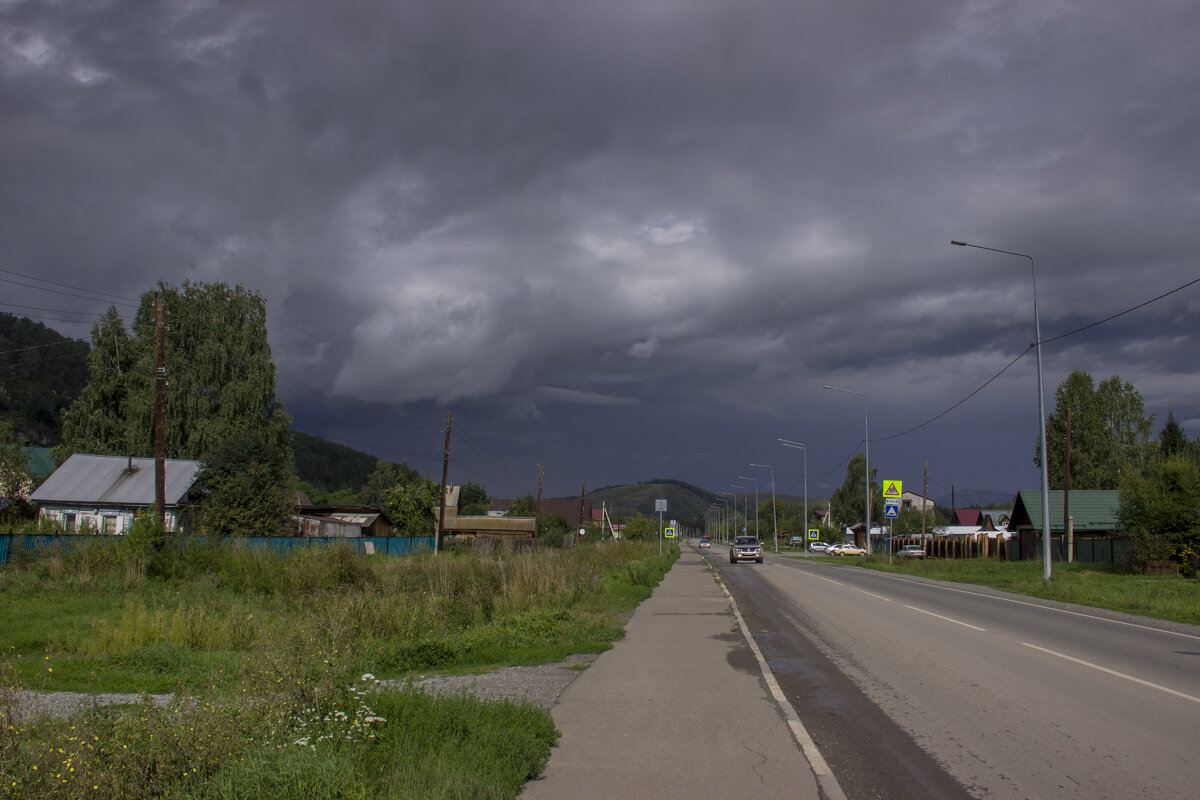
[3,0,1198,496]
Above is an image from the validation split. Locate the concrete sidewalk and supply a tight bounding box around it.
[521,548,823,800]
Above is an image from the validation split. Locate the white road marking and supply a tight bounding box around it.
[850,587,892,602]
[1020,642,1200,704]
[874,572,1200,641]
[715,576,849,800]
[905,605,987,631]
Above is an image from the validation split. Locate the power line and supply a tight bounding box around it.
[1039,274,1200,346]
[0,268,138,303]
[876,272,1200,442]
[0,275,138,307]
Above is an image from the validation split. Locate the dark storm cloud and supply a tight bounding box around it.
[2,0,1198,493]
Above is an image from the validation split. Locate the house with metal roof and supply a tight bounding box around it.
[30,454,202,534]
[1007,490,1121,534]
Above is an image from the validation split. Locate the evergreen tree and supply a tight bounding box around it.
[1159,410,1189,458]
[61,307,135,454]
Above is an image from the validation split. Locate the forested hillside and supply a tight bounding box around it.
[291,430,417,495]
[0,313,89,446]
[587,479,720,526]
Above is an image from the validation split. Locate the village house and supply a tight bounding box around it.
[30,453,202,534]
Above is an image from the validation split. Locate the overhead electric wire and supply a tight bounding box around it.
[875,272,1200,442]
[1038,274,1200,345]
[0,268,138,303]
[0,275,139,307]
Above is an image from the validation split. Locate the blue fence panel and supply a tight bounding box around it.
[2,532,440,567]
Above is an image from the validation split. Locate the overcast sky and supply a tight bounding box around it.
[3,0,1198,504]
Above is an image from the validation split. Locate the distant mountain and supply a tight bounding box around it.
[934,488,1016,510]
[587,479,720,526]
[292,431,418,493]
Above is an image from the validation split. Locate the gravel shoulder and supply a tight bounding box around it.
[9,653,599,722]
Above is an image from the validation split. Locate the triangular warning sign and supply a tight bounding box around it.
[883,481,902,498]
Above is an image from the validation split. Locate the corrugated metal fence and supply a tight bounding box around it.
[0,533,436,568]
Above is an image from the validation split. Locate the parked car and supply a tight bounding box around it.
[698,536,712,550]
[809,541,830,553]
[835,543,866,556]
[897,545,926,558]
[729,536,764,564]
[825,543,847,554]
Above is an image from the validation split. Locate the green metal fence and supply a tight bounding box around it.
[0,533,436,567]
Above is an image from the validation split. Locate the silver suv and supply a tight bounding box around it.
[729,536,764,564]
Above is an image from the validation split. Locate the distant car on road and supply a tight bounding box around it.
[897,545,926,558]
[809,541,830,553]
[698,536,712,550]
[729,536,764,564]
[833,543,866,556]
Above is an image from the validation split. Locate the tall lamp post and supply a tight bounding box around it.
[714,498,728,541]
[952,240,1052,580]
[738,475,760,540]
[823,385,871,555]
[749,464,778,552]
[730,484,748,536]
[723,492,737,540]
[778,440,807,551]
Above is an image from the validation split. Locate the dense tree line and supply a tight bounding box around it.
[0,313,89,446]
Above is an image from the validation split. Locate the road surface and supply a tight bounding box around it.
[706,548,1200,799]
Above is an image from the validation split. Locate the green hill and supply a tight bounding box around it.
[587,479,721,527]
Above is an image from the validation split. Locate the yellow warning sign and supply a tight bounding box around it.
[882,480,903,498]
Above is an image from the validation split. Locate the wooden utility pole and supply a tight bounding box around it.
[437,411,452,553]
[922,461,928,536]
[1065,407,1072,562]
[154,294,167,535]
[534,464,543,539]
[579,482,587,534]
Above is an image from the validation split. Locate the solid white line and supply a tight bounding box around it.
[906,605,987,632]
[716,576,849,800]
[1021,643,1200,704]
[862,571,1200,641]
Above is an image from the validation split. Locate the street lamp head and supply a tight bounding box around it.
[951,240,968,246]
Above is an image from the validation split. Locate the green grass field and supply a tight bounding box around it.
[1,538,678,800]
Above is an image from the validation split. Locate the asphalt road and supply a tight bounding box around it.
[705,547,1200,800]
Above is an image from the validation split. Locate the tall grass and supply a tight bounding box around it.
[1,539,675,799]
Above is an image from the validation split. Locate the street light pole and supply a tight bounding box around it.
[723,492,737,541]
[823,385,871,555]
[750,464,778,552]
[952,240,1053,580]
[738,475,760,540]
[731,484,747,536]
[778,440,807,552]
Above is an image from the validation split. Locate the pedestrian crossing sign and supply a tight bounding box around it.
[882,480,902,498]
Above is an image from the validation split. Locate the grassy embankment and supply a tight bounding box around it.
[834,555,1200,625]
[1,539,677,800]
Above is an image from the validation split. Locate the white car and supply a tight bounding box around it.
[809,542,830,553]
[897,545,926,558]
